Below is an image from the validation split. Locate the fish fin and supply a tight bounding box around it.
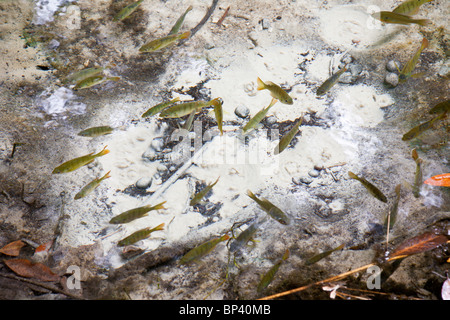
[247,189,256,200]
[411,148,419,161]
[102,170,112,180]
[97,145,110,156]
[256,77,266,91]
[153,223,165,231]
[85,159,95,166]
[411,72,426,78]
[282,249,290,260]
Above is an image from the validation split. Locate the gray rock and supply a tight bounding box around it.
[293,176,312,185]
[438,63,450,78]
[314,163,324,171]
[136,177,152,189]
[384,72,399,87]
[386,60,400,72]
[150,137,164,152]
[235,105,250,118]
[338,72,354,84]
[341,55,353,65]
[266,115,277,125]
[349,64,363,76]
[308,169,320,178]
[142,148,157,161]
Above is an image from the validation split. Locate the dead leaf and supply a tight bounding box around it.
[0,240,26,256]
[389,232,448,259]
[424,173,450,187]
[4,258,60,282]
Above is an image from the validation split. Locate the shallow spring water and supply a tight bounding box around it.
[0,0,448,300]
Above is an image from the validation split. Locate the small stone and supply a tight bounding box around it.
[261,18,271,30]
[338,72,354,84]
[142,148,157,161]
[386,60,400,72]
[235,105,250,118]
[266,115,277,125]
[308,169,320,178]
[314,163,324,171]
[384,72,399,87]
[299,176,313,184]
[150,137,164,152]
[438,63,450,78]
[349,64,363,76]
[156,164,167,172]
[341,55,353,65]
[136,177,152,189]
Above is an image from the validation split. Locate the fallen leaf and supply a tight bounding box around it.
[389,232,448,259]
[35,240,53,254]
[424,173,450,187]
[0,240,26,256]
[4,258,60,282]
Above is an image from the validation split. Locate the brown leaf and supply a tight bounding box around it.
[389,232,449,259]
[4,258,60,282]
[0,240,26,256]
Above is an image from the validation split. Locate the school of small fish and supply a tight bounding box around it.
[46,0,448,296]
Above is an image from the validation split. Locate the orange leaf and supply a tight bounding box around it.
[389,232,448,259]
[4,258,60,282]
[0,240,26,256]
[424,173,450,187]
[35,240,53,254]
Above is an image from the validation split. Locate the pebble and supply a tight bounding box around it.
[266,115,277,125]
[150,137,164,152]
[142,148,157,161]
[292,176,312,185]
[136,177,153,189]
[384,72,399,87]
[314,163,324,171]
[235,105,250,118]
[438,63,450,78]
[349,64,363,76]
[261,18,271,30]
[386,60,400,72]
[308,169,320,178]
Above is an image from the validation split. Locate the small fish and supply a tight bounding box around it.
[411,148,423,198]
[52,146,110,174]
[141,97,181,118]
[256,78,293,105]
[64,66,107,84]
[242,98,277,133]
[428,99,450,115]
[229,221,261,253]
[73,75,120,90]
[316,65,348,96]
[348,171,388,203]
[109,201,167,224]
[274,117,302,155]
[159,100,211,118]
[168,5,193,35]
[247,190,290,225]
[399,37,429,83]
[113,0,144,22]
[371,11,430,26]
[210,97,224,135]
[179,234,230,265]
[257,249,290,292]
[392,0,434,15]
[304,244,344,266]
[74,171,111,200]
[78,126,114,137]
[139,31,191,53]
[384,184,401,231]
[424,173,450,187]
[402,112,446,141]
[117,223,165,247]
[190,177,220,206]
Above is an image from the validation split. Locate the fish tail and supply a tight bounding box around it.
[102,170,112,180]
[256,77,266,91]
[282,249,290,261]
[247,189,257,200]
[152,223,165,232]
[420,37,429,49]
[348,171,358,180]
[153,201,167,210]
[180,31,191,39]
[96,145,110,157]
[416,19,431,26]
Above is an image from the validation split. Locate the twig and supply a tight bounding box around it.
[258,254,408,300]
[179,0,219,45]
[216,6,230,26]
[0,272,85,300]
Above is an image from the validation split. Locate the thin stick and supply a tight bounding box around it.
[0,272,85,300]
[178,0,219,45]
[216,6,230,26]
[259,255,408,300]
